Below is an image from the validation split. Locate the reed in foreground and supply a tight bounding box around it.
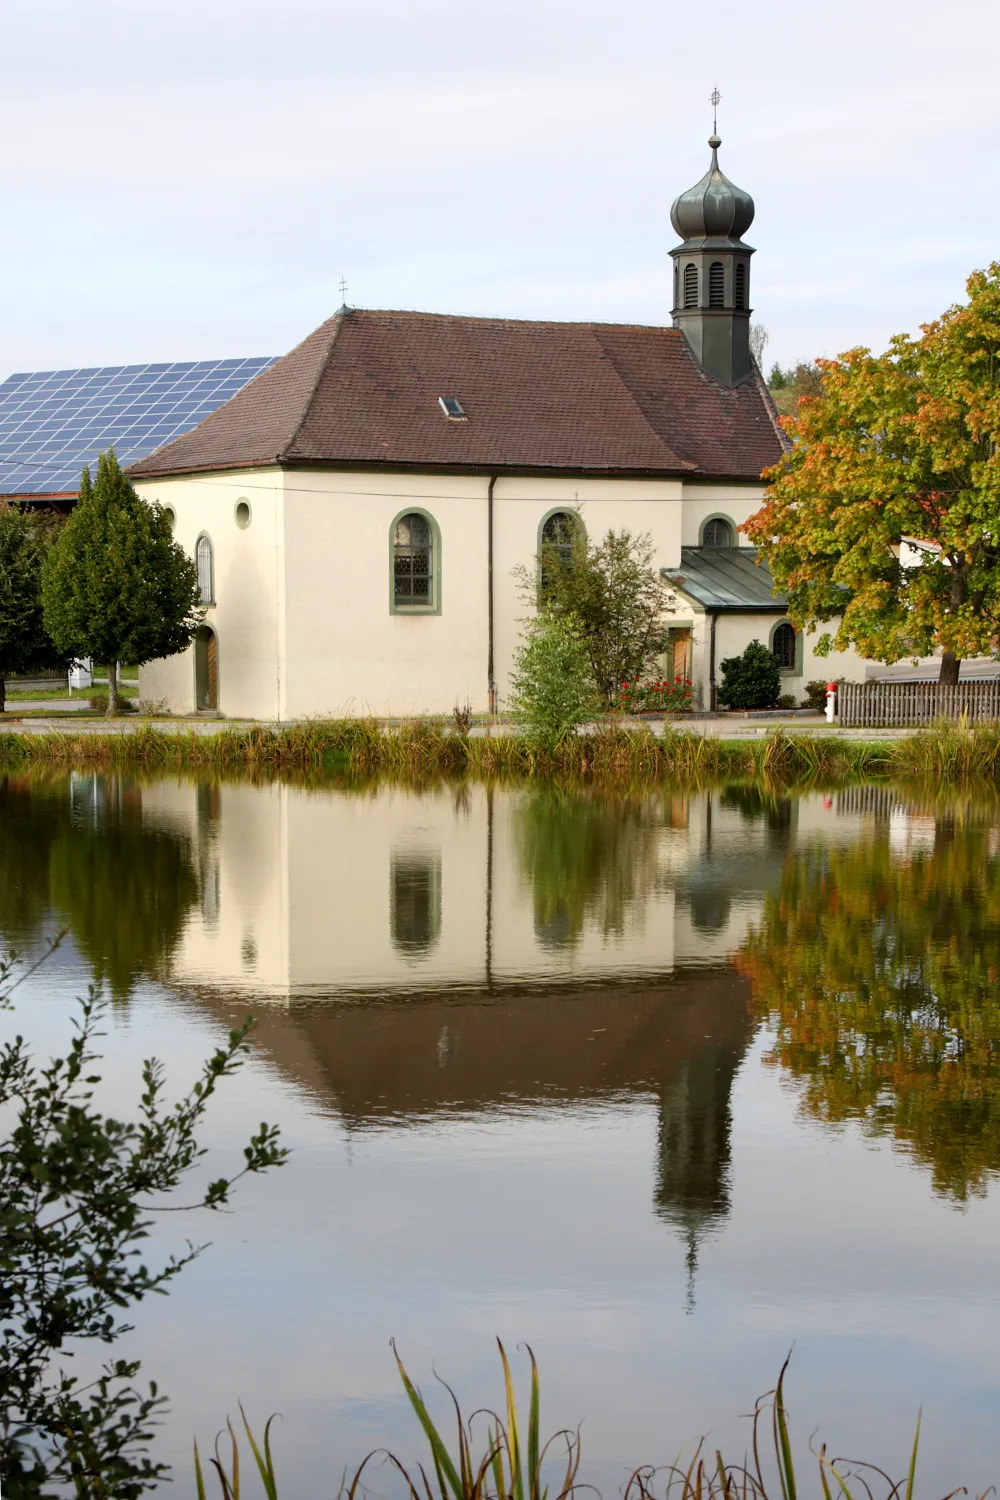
[195,1346,985,1500]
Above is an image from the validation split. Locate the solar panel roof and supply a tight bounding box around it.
[0,356,276,496]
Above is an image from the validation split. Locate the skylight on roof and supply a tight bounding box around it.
[438,396,466,420]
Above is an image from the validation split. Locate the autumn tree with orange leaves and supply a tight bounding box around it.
[736,812,1000,1203]
[745,263,1000,683]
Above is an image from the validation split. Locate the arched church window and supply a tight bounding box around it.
[393,512,434,607]
[708,262,725,308]
[702,517,734,549]
[734,262,746,310]
[539,510,583,593]
[196,534,214,604]
[541,511,581,569]
[772,621,797,671]
[683,263,698,308]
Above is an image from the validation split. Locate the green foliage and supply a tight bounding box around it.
[0,504,66,711]
[0,775,202,1001]
[519,526,672,704]
[802,680,831,711]
[766,360,822,415]
[738,810,1000,1201]
[749,263,1000,681]
[42,450,201,714]
[717,641,781,710]
[0,950,287,1496]
[513,787,664,947]
[87,693,138,715]
[507,613,599,750]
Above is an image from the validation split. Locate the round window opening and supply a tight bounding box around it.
[235,500,252,529]
[163,505,176,531]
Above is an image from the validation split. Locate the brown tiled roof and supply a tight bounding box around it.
[129,309,784,481]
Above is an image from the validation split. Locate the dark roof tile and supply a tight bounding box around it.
[130,310,784,481]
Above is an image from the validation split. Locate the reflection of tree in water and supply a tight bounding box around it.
[718,785,793,834]
[737,813,1000,1203]
[0,776,66,940]
[513,789,664,949]
[0,773,200,1000]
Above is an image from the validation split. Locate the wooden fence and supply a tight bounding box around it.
[838,679,1000,727]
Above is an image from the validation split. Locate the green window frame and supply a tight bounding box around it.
[700,514,736,549]
[770,619,803,675]
[195,533,215,605]
[390,508,441,614]
[537,508,585,596]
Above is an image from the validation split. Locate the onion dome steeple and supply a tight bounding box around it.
[669,94,756,387]
[670,137,755,244]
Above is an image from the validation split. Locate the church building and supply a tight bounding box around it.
[131,132,869,719]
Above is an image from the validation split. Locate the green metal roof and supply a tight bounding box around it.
[663,546,786,612]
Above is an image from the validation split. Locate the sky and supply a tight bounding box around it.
[2,0,999,377]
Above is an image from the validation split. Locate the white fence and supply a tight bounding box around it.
[838,680,1000,728]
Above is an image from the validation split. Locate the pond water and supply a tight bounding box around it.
[3,773,1000,1495]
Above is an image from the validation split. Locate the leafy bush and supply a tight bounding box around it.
[717,641,781,710]
[508,613,599,750]
[516,527,672,704]
[803,679,830,710]
[617,677,693,714]
[0,949,287,1494]
[777,693,798,709]
[88,692,137,715]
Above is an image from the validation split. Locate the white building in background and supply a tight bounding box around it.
[130,132,871,720]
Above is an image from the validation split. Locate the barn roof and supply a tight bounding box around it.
[128,309,786,483]
[0,357,276,497]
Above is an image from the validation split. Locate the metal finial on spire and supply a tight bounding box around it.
[710,87,721,136]
[338,275,349,306]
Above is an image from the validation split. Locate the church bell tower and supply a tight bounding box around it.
[670,97,756,387]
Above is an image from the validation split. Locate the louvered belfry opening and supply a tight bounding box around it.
[669,131,756,385]
[683,263,698,308]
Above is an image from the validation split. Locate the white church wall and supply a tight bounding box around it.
[136,463,871,721]
[679,483,766,547]
[136,469,286,719]
[281,470,489,718]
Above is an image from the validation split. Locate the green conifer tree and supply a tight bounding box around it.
[42,450,201,715]
[0,503,66,712]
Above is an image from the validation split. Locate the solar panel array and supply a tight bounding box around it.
[0,356,277,496]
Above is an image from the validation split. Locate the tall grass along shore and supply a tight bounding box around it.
[0,717,998,787]
[195,1345,988,1500]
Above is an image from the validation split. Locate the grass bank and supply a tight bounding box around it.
[0,717,997,787]
[0,719,891,783]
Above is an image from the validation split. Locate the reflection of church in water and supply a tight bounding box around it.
[143,777,856,1299]
[3,774,870,1300]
